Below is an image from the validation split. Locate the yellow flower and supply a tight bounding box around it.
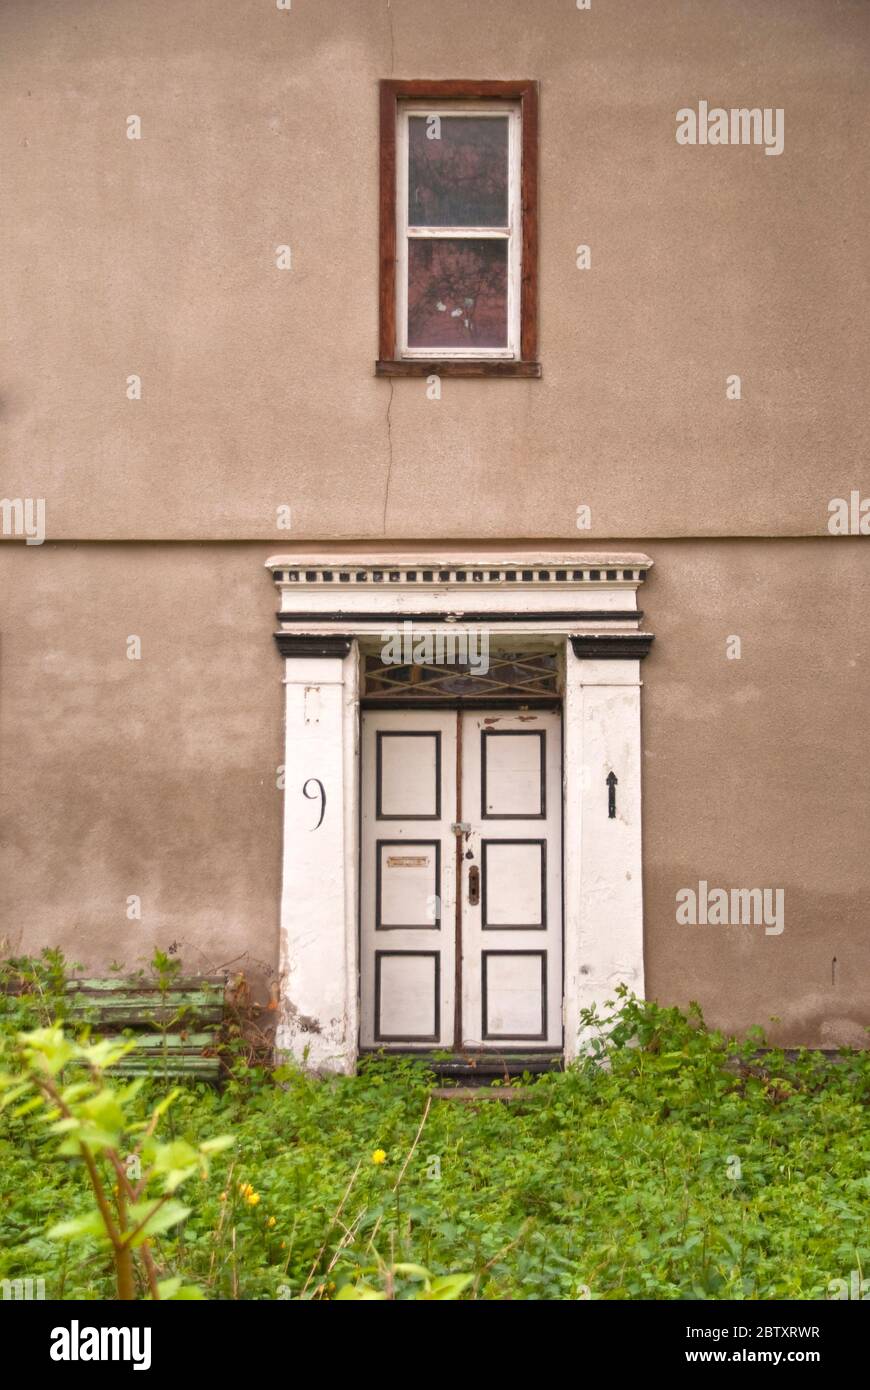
[246,1192,261,1206]
[267,1215,277,1228]
[219,1192,227,1201]
[372,1149,387,1165]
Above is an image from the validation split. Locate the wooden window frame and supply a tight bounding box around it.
[396,100,522,363]
[377,79,540,379]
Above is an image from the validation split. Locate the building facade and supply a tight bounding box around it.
[2,0,868,1070]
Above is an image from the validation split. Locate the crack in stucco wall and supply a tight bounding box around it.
[386,0,395,75]
[382,1,395,533]
[382,378,395,533]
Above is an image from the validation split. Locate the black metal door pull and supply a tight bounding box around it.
[468,864,480,906]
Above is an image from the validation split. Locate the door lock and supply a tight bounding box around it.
[468,864,480,906]
[451,821,471,835]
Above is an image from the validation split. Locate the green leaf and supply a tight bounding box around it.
[46,1116,80,1135]
[392,1262,431,1280]
[335,1282,387,1300]
[199,1135,234,1155]
[155,1277,206,1301]
[59,1082,98,1104]
[18,1026,77,1075]
[424,1274,474,1300]
[48,1210,109,1241]
[150,1087,182,1121]
[151,1139,200,1192]
[0,1083,33,1111]
[78,1038,137,1072]
[123,1199,191,1246]
[12,1095,45,1118]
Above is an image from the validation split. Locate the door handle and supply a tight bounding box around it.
[468,864,480,906]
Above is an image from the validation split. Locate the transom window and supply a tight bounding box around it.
[377,80,540,378]
[362,649,558,702]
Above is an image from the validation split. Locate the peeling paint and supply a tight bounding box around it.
[284,1001,323,1035]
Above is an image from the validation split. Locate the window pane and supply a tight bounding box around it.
[408,116,508,227]
[407,239,508,349]
[363,651,558,701]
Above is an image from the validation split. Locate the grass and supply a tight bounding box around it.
[0,968,867,1300]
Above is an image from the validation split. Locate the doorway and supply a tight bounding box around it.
[269,549,652,1073]
[359,708,563,1053]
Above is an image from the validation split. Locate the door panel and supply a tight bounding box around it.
[460,711,562,1049]
[360,708,562,1052]
[360,712,456,1048]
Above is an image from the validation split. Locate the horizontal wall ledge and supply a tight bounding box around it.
[375,359,542,378]
[275,610,643,625]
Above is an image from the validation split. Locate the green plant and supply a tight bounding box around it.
[335,1261,472,1300]
[0,948,73,1028]
[147,949,186,1085]
[0,1025,233,1299]
[1,979,867,1301]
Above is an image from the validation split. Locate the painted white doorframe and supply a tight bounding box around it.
[267,553,654,1073]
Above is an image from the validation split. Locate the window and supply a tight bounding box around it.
[362,650,558,702]
[377,80,540,377]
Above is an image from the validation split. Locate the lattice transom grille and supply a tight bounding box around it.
[363,649,558,700]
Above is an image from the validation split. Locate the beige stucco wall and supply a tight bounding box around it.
[1,1,867,1045]
[0,544,285,995]
[1,0,868,539]
[640,539,869,1049]
[1,540,866,1046]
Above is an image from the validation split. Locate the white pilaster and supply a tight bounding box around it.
[277,650,359,1072]
[563,653,645,1060]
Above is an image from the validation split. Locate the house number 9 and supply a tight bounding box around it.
[302,778,326,830]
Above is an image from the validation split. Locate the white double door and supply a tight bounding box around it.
[360,709,562,1051]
